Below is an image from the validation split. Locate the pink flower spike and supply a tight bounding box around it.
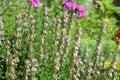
[29,0,40,8]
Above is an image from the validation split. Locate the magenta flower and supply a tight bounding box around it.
[64,2,72,10]
[73,2,79,10]
[63,1,85,18]
[73,2,85,18]
[65,0,72,2]
[77,5,85,18]
[62,0,72,3]
[29,0,40,8]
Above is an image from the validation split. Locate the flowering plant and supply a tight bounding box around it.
[29,0,40,8]
[63,0,85,18]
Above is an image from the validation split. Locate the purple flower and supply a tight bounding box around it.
[66,0,72,2]
[77,5,85,17]
[73,2,85,18]
[29,0,40,8]
[73,2,79,10]
[64,2,72,10]
[62,0,72,3]
[63,1,85,18]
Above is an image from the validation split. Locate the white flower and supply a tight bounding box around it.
[31,67,37,72]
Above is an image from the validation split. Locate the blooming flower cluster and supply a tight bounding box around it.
[63,0,85,18]
[29,0,40,8]
[115,28,120,45]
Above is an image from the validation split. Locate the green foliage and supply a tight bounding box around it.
[96,0,120,17]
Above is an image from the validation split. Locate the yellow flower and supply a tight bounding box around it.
[103,18,109,24]
[104,58,112,69]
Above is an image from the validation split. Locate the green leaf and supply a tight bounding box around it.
[96,1,105,14]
